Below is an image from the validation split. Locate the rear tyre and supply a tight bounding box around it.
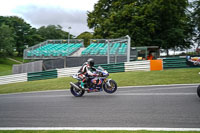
[197,85,200,98]
[103,80,117,94]
[70,82,85,97]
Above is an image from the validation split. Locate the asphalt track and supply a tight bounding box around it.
[0,84,200,128]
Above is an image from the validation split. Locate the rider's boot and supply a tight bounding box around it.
[80,81,85,89]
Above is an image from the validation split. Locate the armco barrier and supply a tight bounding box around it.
[94,62,125,73]
[57,66,81,78]
[125,61,150,71]
[0,73,27,85]
[2,58,199,85]
[28,70,57,81]
[57,63,125,78]
[162,57,188,69]
[0,61,151,85]
[58,61,149,78]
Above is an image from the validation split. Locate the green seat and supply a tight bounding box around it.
[27,43,82,57]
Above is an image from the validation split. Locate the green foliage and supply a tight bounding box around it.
[192,0,200,48]
[76,31,93,46]
[25,27,43,47]
[0,16,42,56]
[0,24,15,56]
[37,25,73,41]
[6,16,35,56]
[88,0,193,54]
[0,16,75,57]
[0,57,20,76]
[0,1,198,57]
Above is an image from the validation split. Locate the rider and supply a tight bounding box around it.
[78,58,97,88]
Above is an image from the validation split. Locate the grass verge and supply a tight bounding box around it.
[0,56,31,76]
[0,58,20,76]
[0,68,199,94]
[110,68,200,86]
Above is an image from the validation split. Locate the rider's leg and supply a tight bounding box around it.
[81,78,86,88]
[78,74,86,88]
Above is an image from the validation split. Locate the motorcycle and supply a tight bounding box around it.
[70,66,117,97]
[197,72,200,98]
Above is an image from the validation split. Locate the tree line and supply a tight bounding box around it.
[0,16,73,57]
[0,0,200,57]
[88,0,200,55]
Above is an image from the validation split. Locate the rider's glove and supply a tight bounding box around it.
[93,74,98,77]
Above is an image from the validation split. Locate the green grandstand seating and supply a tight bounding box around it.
[82,43,109,55]
[110,43,120,55]
[81,42,127,56]
[118,43,127,55]
[27,43,82,57]
[90,43,105,55]
[82,43,97,55]
[99,44,108,55]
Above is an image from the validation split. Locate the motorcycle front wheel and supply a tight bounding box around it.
[70,82,85,97]
[197,85,200,98]
[103,80,117,94]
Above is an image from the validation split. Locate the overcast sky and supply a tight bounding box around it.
[0,0,98,36]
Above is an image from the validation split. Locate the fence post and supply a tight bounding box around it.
[107,40,110,64]
[126,35,131,62]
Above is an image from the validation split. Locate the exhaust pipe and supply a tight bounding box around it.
[70,82,81,90]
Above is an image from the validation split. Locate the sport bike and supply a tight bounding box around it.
[197,85,200,98]
[197,72,200,98]
[70,66,117,97]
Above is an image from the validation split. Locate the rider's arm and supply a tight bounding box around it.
[91,67,96,71]
[85,66,94,76]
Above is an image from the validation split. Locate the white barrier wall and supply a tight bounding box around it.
[0,61,151,85]
[57,61,150,78]
[0,73,27,85]
[124,60,150,72]
[57,66,81,78]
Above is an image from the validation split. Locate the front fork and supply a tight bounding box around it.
[104,79,112,87]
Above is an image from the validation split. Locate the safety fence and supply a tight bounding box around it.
[28,70,57,81]
[1,56,199,85]
[95,62,125,73]
[0,61,151,85]
[57,67,80,78]
[162,57,188,69]
[125,61,150,72]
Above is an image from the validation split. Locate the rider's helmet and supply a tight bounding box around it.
[87,58,94,67]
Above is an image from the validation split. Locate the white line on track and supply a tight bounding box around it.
[118,86,196,93]
[115,93,196,96]
[118,84,199,89]
[1,127,200,131]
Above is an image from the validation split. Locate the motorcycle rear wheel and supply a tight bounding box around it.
[70,82,85,97]
[103,80,117,94]
[197,85,200,98]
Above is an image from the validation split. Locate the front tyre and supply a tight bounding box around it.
[103,80,117,94]
[70,82,85,97]
[197,85,200,98]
